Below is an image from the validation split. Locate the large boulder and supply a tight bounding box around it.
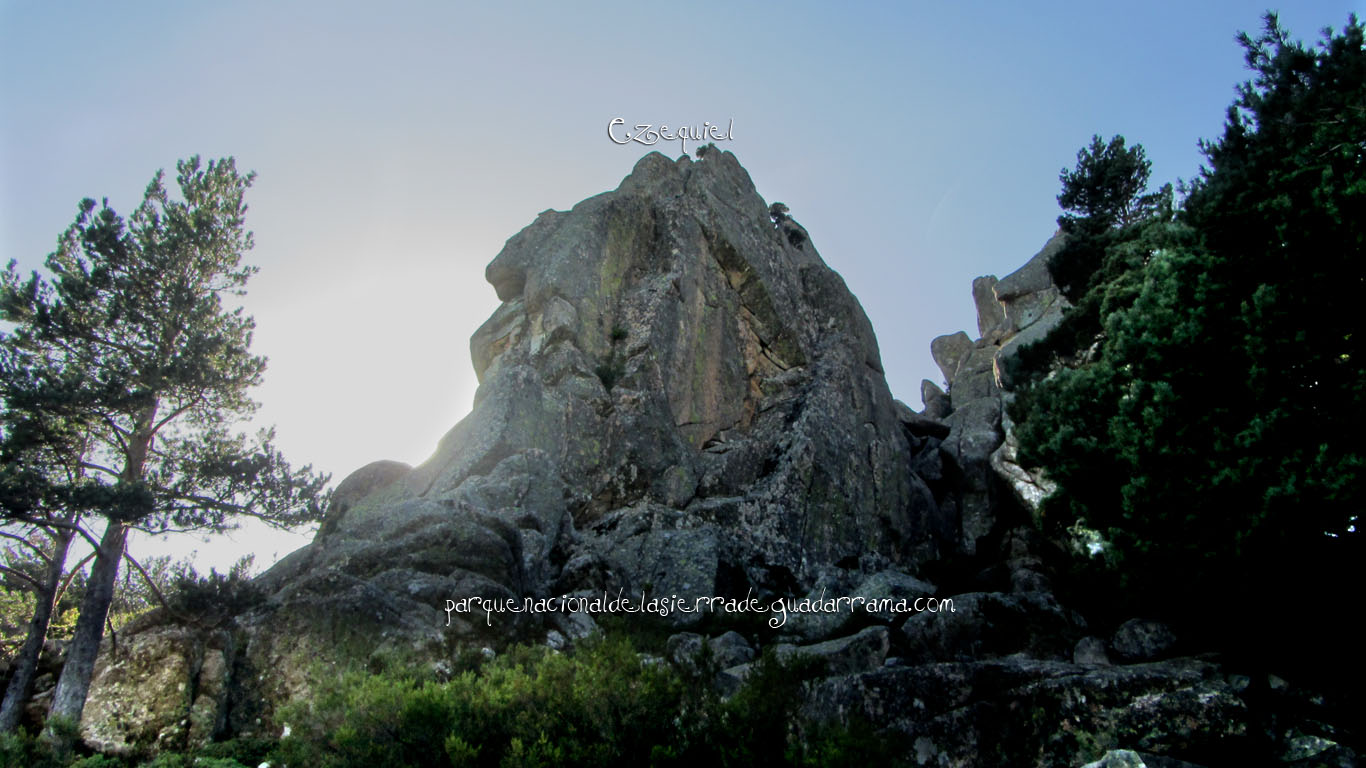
[78,624,235,755]
[774,625,891,676]
[971,276,1008,339]
[1110,618,1178,663]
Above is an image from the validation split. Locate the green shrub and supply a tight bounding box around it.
[135,756,186,768]
[264,635,906,768]
[0,725,134,768]
[167,560,264,625]
[593,360,625,392]
[0,729,53,768]
[136,757,248,768]
[65,757,125,768]
[187,738,273,767]
[16,633,904,767]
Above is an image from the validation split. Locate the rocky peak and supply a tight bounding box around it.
[298,149,956,613]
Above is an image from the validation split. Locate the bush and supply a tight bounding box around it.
[0,729,51,768]
[0,720,88,768]
[263,636,906,768]
[166,560,263,625]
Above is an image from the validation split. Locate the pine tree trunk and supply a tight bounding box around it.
[0,528,73,732]
[45,519,126,727]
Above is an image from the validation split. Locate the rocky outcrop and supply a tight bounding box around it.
[774,625,891,676]
[68,154,1359,767]
[76,150,968,752]
[993,233,1069,388]
[925,233,1068,546]
[899,590,1086,663]
[309,149,954,615]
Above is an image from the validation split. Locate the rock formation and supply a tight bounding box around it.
[64,152,1358,767]
[927,233,1068,553]
[262,149,958,636]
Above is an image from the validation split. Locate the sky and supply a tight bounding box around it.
[2,0,1361,571]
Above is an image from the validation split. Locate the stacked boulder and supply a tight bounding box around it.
[926,233,1069,555]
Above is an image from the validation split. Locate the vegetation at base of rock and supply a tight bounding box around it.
[1009,13,1364,698]
[1,725,257,767]
[1,635,906,768]
[269,636,902,768]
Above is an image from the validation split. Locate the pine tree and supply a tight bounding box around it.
[0,156,329,735]
[1012,14,1364,692]
[1057,134,1158,231]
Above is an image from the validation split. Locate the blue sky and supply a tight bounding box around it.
[2,1,1361,568]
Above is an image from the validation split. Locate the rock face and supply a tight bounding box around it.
[326,149,954,612]
[336,150,959,616]
[77,623,234,754]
